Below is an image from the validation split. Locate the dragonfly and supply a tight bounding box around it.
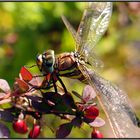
[36,2,140,138]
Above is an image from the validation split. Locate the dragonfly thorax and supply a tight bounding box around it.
[55,52,77,72]
[55,51,87,82]
[73,51,87,65]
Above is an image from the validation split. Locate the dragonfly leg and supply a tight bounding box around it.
[52,75,58,94]
[57,75,68,94]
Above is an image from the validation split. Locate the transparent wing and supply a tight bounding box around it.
[77,2,112,67]
[86,50,104,68]
[83,67,140,138]
[61,15,80,51]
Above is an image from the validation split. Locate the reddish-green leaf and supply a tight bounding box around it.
[0,110,15,122]
[71,117,83,128]
[0,99,11,105]
[20,67,33,82]
[29,77,42,87]
[56,123,73,138]
[0,98,12,109]
[62,93,77,109]
[15,78,29,92]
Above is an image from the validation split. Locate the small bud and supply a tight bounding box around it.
[13,119,28,134]
[34,112,42,120]
[91,129,103,138]
[85,106,99,120]
[77,104,84,111]
[28,124,41,138]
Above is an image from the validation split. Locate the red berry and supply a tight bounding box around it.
[29,124,41,138]
[85,106,99,120]
[13,119,28,134]
[91,129,103,138]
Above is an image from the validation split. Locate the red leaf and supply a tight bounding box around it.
[56,123,73,138]
[15,78,29,92]
[20,67,33,82]
[0,79,10,93]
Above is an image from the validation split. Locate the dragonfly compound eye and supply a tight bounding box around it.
[37,50,55,74]
[36,54,43,71]
[42,50,55,64]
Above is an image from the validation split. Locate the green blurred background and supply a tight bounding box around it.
[0,2,140,138]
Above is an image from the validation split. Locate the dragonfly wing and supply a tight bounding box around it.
[86,51,104,68]
[61,15,80,51]
[77,2,112,66]
[86,68,140,138]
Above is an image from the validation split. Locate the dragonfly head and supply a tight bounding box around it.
[36,50,55,74]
